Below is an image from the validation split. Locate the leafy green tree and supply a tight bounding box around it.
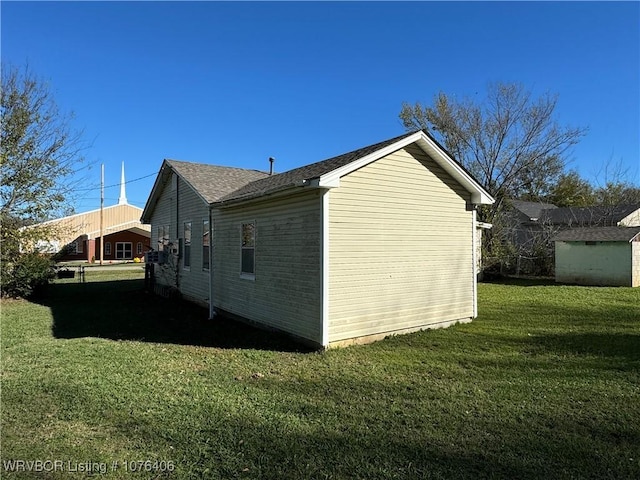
[594,182,640,206]
[547,171,595,207]
[399,82,587,222]
[1,63,87,296]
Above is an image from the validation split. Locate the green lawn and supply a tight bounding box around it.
[1,272,639,479]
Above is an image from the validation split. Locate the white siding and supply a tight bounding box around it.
[620,208,640,227]
[149,173,210,303]
[632,240,640,287]
[213,190,322,343]
[175,176,210,304]
[328,145,474,343]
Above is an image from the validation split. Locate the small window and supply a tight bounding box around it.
[116,242,133,260]
[183,221,192,268]
[76,240,83,254]
[105,242,111,256]
[137,242,143,255]
[202,219,210,270]
[241,222,255,277]
[585,241,597,246]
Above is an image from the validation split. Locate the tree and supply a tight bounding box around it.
[399,82,587,222]
[1,64,86,224]
[1,64,87,296]
[547,171,595,207]
[594,182,640,206]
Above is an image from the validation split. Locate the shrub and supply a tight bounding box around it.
[1,253,56,298]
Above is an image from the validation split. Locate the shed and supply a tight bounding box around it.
[553,226,640,287]
[141,130,495,348]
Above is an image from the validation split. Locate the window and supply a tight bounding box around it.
[157,225,169,251]
[241,222,255,277]
[183,221,192,268]
[585,241,597,246]
[76,240,83,254]
[202,219,210,270]
[137,242,143,255]
[116,242,133,260]
[105,242,111,256]
[70,241,78,254]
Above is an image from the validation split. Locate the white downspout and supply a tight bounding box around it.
[472,208,478,318]
[321,190,330,347]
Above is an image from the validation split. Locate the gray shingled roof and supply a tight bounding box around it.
[217,130,418,204]
[510,200,558,220]
[540,204,640,226]
[553,226,640,242]
[166,160,270,204]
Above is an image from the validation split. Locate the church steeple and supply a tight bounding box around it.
[118,162,128,205]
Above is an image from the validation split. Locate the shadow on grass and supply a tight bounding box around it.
[480,276,556,287]
[529,332,640,362]
[39,279,311,352]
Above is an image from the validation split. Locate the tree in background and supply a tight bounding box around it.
[399,82,587,222]
[1,63,87,297]
[547,171,595,207]
[547,167,640,208]
[400,82,587,275]
[594,183,640,206]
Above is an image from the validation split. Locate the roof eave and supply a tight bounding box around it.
[141,160,172,224]
[213,180,312,208]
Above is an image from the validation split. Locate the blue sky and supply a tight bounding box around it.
[2,1,639,212]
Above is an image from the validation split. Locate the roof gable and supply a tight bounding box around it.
[141,160,269,222]
[510,200,558,220]
[168,160,269,203]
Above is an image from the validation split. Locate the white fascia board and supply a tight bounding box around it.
[318,131,424,189]
[317,131,495,205]
[415,134,494,205]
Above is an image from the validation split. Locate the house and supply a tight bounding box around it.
[505,199,559,254]
[29,164,151,262]
[553,226,640,287]
[504,200,640,275]
[141,130,494,348]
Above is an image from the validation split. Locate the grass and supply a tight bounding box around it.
[1,272,639,479]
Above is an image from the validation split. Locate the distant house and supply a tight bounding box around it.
[506,200,559,253]
[554,226,640,287]
[505,201,640,273]
[28,164,151,262]
[141,130,494,348]
[508,201,640,231]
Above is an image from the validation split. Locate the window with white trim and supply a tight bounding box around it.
[137,242,143,255]
[241,222,255,277]
[183,221,192,268]
[105,242,111,256]
[116,242,132,260]
[202,219,210,270]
